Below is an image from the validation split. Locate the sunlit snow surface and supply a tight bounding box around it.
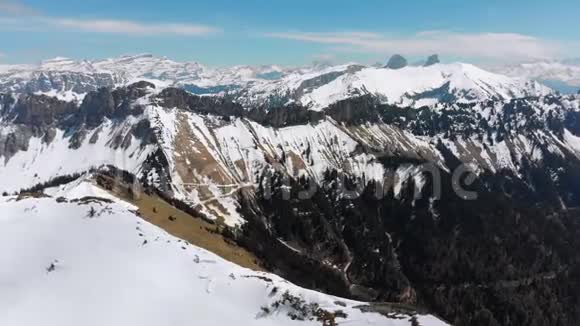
[0,181,448,326]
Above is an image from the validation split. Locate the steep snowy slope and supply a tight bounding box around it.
[147,107,399,225]
[0,180,448,326]
[0,115,155,194]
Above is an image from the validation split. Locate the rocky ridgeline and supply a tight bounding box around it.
[384,54,408,69]
[424,54,440,67]
[0,70,124,95]
[1,81,579,161]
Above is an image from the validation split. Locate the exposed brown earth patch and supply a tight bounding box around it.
[96,175,263,271]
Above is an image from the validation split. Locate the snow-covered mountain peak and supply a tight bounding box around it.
[294,62,552,110]
[93,54,205,80]
[39,57,97,73]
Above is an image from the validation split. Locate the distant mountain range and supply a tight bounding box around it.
[0,53,553,107]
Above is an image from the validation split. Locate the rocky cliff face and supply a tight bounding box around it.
[385,54,409,69]
[0,70,124,100]
[1,83,580,325]
[424,54,440,67]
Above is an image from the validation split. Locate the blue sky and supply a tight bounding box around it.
[0,0,578,66]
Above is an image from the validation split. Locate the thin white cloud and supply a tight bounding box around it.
[49,18,219,36]
[264,31,562,61]
[0,0,36,15]
[0,2,219,37]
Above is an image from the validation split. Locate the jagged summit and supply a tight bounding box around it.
[283,62,552,110]
[39,57,96,73]
[384,54,408,69]
[424,54,440,66]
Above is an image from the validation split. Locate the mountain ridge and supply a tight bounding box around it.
[0,54,553,110]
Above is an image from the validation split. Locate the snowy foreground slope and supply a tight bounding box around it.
[0,181,448,326]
